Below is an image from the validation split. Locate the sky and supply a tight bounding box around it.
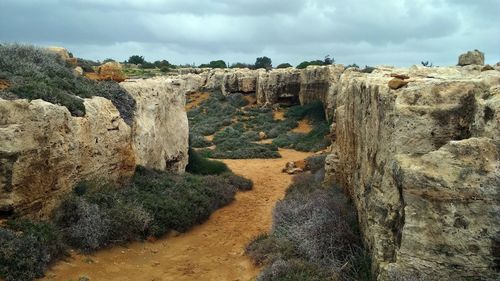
[0,0,499,67]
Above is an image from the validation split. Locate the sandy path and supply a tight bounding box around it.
[42,149,313,281]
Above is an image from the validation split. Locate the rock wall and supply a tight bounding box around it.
[0,77,190,218]
[121,77,190,173]
[327,66,500,280]
[0,98,135,218]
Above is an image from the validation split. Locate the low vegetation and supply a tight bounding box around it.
[0,220,67,281]
[246,168,371,281]
[0,154,252,280]
[188,91,331,158]
[0,44,136,120]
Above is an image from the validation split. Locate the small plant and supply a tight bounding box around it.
[186,147,230,175]
[246,171,369,281]
[277,63,293,69]
[421,61,433,67]
[0,220,67,281]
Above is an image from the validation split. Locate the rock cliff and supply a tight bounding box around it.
[327,65,500,280]
[121,77,190,173]
[0,77,190,218]
[196,63,499,279]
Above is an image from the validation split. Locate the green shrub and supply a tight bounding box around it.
[0,220,67,281]
[128,167,237,236]
[273,121,330,152]
[284,101,326,124]
[199,60,227,68]
[305,154,327,173]
[222,173,254,191]
[0,44,136,120]
[247,172,370,281]
[296,60,324,69]
[52,196,110,252]
[187,147,229,175]
[277,63,293,69]
[190,134,213,148]
[227,93,249,107]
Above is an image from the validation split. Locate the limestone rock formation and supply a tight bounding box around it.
[0,98,135,218]
[256,68,302,105]
[1,76,191,217]
[96,61,126,82]
[329,65,500,280]
[121,77,190,173]
[299,65,344,106]
[46,46,77,65]
[458,49,485,66]
[204,68,260,95]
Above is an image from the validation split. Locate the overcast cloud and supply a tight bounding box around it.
[0,0,498,66]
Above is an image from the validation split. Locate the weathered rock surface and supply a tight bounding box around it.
[329,65,500,280]
[204,68,260,95]
[458,49,485,66]
[0,98,135,217]
[121,77,190,173]
[299,65,344,107]
[1,77,191,217]
[256,68,302,105]
[96,61,126,82]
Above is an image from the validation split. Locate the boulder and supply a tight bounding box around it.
[481,64,494,72]
[458,49,485,66]
[258,131,267,140]
[73,66,84,76]
[96,62,126,82]
[388,78,409,89]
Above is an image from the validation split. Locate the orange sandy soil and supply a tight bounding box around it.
[0,79,10,90]
[42,149,313,281]
[292,120,313,134]
[185,92,210,111]
[272,110,285,120]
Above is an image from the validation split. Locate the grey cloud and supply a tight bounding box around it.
[0,0,499,66]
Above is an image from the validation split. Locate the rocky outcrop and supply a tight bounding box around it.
[96,62,126,82]
[458,50,485,66]
[327,65,500,280]
[0,77,190,218]
[256,68,302,105]
[204,68,260,95]
[299,65,344,107]
[121,77,190,173]
[0,98,135,218]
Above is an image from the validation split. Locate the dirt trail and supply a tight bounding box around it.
[43,149,313,281]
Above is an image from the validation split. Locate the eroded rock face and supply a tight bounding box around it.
[204,68,260,95]
[329,65,500,280]
[0,98,136,217]
[256,68,302,105]
[121,77,190,173]
[458,50,485,66]
[0,77,191,217]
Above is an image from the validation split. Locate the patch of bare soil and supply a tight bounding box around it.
[185,92,210,111]
[273,110,285,120]
[292,119,313,134]
[0,79,10,90]
[243,94,257,106]
[42,149,313,281]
